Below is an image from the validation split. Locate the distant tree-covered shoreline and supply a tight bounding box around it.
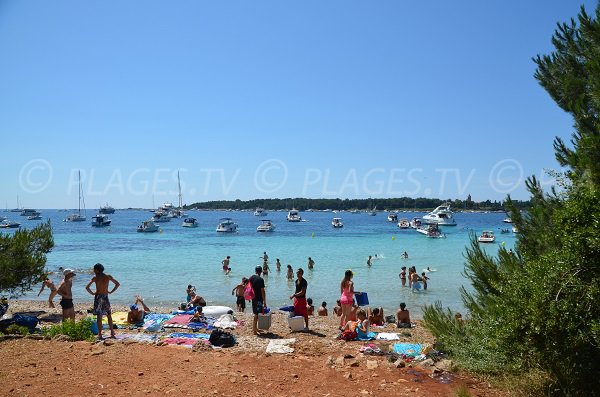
[185,196,531,212]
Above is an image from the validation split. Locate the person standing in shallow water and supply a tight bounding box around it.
[307,257,315,270]
[85,263,120,340]
[286,264,294,280]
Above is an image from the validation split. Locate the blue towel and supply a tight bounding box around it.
[393,343,422,357]
[168,332,210,339]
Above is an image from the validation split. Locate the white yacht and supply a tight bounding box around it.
[99,203,115,214]
[410,217,422,229]
[256,219,275,232]
[387,213,398,222]
[20,209,39,217]
[27,214,42,220]
[332,217,344,228]
[287,209,301,222]
[416,224,445,238]
[137,220,159,233]
[91,214,112,227]
[422,203,457,226]
[182,218,198,228]
[397,218,410,229]
[151,211,172,223]
[503,217,513,223]
[254,208,268,217]
[478,231,496,243]
[0,220,20,228]
[512,226,519,233]
[216,218,238,233]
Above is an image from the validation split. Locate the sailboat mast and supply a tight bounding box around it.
[178,170,182,209]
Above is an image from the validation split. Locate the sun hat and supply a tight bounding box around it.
[130,304,138,310]
[63,268,75,276]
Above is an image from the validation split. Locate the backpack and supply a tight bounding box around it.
[209,329,236,347]
[243,277,255,300]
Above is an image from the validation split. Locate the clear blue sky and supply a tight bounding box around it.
[1,1,596,209]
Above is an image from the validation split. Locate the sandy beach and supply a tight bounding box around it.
[0,299,506,396]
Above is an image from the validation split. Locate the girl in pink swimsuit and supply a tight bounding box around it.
[339,270,357,327]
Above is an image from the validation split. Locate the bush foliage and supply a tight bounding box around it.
[423,5,600,397]
[42,318,95,342]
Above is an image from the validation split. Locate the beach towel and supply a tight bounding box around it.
[99,311,129,326]
[375,332,400,341]
[393,343,422,357]
[164,314,192,327]
[213,313,238,329]
[143,313,173,332]
[168,332,210,340]
[266,338,296,354]
[161,337,199,347]
[356,331,376,341]
[115,333,157,344]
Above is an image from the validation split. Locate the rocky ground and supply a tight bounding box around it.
[0,300,506,397]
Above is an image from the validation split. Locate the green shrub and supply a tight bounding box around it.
[5,324,30,335]
[42,317,94,341]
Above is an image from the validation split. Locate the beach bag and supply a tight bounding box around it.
[13,314,38,332]
[209,329,236,347]
[385,315,396,324]
[243,278,255,301]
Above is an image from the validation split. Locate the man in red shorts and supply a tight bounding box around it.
[289,268,309,331]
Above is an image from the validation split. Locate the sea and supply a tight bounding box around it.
[6,209,516,318]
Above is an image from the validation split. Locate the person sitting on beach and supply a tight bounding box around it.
[318,301,328,316]
[127,295,150,324]
[38,277,58,308]
[186,285,196,303]
[275,258,281,272]
[286,264,294,280]
[368,307,384,326]
[341,309,370,338]
[231,277,248,313]
[306,297,315,316]
[190,306,205,323]
[333,300,342,317]
[188,291,206,308]
[397,302,411,328]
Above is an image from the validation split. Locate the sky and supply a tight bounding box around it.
[0,0,596,209]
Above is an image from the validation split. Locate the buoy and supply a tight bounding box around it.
[501,241,506,246]
[160,229,164,234]
[392,235,396,240]
[311,232,315,238]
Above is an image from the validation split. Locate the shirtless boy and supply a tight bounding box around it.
[85,263,120,340]
[231,277,248,312]
[397,302,411,328]
[57,269,76,321]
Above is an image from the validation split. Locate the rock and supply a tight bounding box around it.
[53,335,71,342]
[366,360,378,370]
[434,359,454,372]
[103,339,115,346]
[335,356,345,367]
[90,347,105,356]
[349,361,360,367]
[417,358,435,367]
[344,372,353,379]
[393,359,405,368]
[138,372,144,376]
[431,368,443,375]
[24,334,44,340]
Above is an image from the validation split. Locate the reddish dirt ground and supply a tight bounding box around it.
[0,338,505,397]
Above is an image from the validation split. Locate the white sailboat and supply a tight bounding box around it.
[366,199,376,216]
[65,170,86,222]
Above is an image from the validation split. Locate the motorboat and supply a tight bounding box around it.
[0,215,6,222]
[332,217,344,228]
[216,218,238,233]
[0,220,20,228]
[159,202,174,212]
[27,214,42,220]
[287,209,301,222]
[503,217,513,223]
[422,203,457,226]
[91,214,112,227]
[478,231,496,243]
[410,217,422,229]
[397,218,410,229]
[99,203,115,214]
[416,224,445,238]
[256,219,276,232]
[512,226,519,233]
[151,211,172,223]
[182,218,199,228]
[137,220,159,233]
[20,209,39,217]
[387,213,398,222]
[254,208,268,217]
[65,170,86,222]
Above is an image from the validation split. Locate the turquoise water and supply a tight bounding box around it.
[10,210,516,318]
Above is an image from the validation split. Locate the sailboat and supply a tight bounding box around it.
[65,170,86,222]
[171,171,187,218]
[366,199,377,216]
